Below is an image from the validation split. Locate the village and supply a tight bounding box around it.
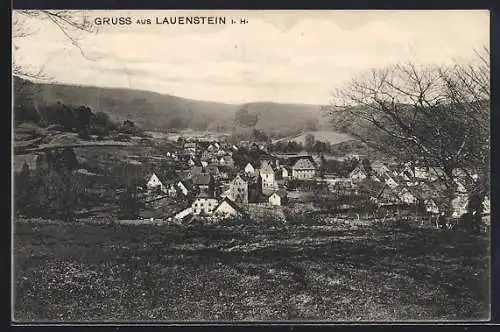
[127,136,490,227]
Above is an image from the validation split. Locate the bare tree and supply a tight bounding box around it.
[324,48,490,219]
[13,10,97,80]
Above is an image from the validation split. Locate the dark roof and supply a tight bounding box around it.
[192,173,212,186]
[271,189,288,199]
[240,172,258,183]
[198,141,210,150]
[218,165,232,173]
[191,166,204,174]
[216,197,247,215]
[292,158,316,170]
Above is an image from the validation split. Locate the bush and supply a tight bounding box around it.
[78,130,91,140]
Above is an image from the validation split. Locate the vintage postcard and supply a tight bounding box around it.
[12,9,490,322]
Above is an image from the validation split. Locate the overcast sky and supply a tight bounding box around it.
[12,10,489,104]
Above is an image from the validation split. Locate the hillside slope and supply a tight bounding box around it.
[14,77,339,137]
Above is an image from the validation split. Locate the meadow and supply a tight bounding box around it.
[13,219,490,322]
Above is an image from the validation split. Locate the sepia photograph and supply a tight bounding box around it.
[12,9,490,322]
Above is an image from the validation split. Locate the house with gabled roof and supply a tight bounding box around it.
[192,194,218,216]
[173,207,193,222]
[244,162,256,175]
[349,165,368,182]
[206,164,222,179]
[397,187,418,205]
[268,189,288,206]
[378,172,399,189]
[281,166,291,179]
[146,172,167,193]
[192,173,215,197]
[177,181,190,196]
[259,160,277,193]
[291,158,316,180]
[229,174,248,204]
[371,162,391,178]
[214,197,246,219]
[424,199,440,214]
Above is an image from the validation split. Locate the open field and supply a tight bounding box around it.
[272,131,353,145]
[13,219,490,322]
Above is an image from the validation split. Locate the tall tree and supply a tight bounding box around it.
[304,133,315,152]
[325,48,490,219]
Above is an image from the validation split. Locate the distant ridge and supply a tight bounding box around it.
[13,76,341,137]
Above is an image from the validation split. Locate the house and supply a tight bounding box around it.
[379,172,399,189]
[398,187,418,205]
[349,165,367,182]
[173,207,193,221]
[177,181,189,196]
[146,173,166,193]
[244,162,256,175]
[166,183,178,197]
[214,197,246,219]
[206,164,222,179]
[424,199,440,214]
[291,158,316,180]
[207,144,217,152]
[201,161,209,168]
[217,166,232,180]
[268,189,288,206]
[371,162,391,177]
[452,195,469,218]
[259,160,276,192]
[177,169,193,180]
[281,166,291,179]
[184,142,197,151]
[483,195,490,215]
[229,174,248,204]
[192,173,215,197]
[192,195,219,216]
[191,165,204,175]
[219,155,234,167]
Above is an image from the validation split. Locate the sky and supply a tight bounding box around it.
[12,10,489,105]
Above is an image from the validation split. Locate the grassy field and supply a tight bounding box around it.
[13,219,490,322]
[272,131,353,145]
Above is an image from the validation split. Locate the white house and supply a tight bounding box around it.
[372,163,391,177]
[167,183,178,197]
[424,199,439,214]
[398,187,418,205]
[483,196,490,215]
[349,166,367,182]
[452,195,469,218]
[192,197,219,216]
[259,160,276,192]
[292,158,316,179]
[177,181,189,196]
[282,167,290,179]
[174,207,193,220]
[201,161,209,168]
[214,198,244,219]
[268,190,288,206]
[382,174,399,189]
[146,173,165,192]
[244,162,256,175]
